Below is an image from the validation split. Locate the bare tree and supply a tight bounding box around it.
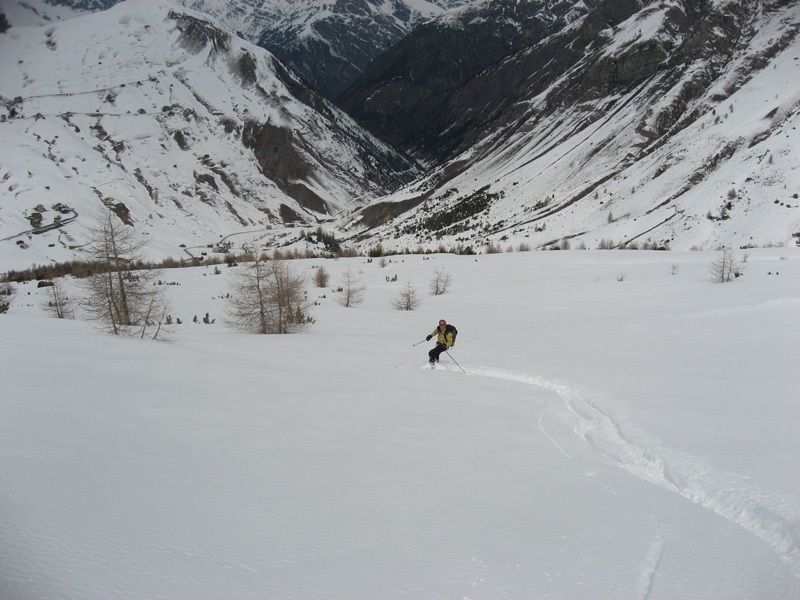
[392,281,421,311]
[44,278,75,319]
[79,211,170,339]
[136,285,173,340]
[337,267,366,307]
[226,255,312,334]
[429,267,452,295]
[710,247,744,283]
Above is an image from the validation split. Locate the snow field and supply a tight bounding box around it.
[1,249,799,599]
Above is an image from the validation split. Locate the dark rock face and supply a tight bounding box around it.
[337,0,606,160]
[337,0,783,165]
[238,126,321,216]
[259,0,416,98]
[246,0,477,97]
[35,0,121,9]
[172,11,231,55]
[241,120,328,213]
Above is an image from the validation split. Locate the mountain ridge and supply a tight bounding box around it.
[0,0,798,271]
[339,0,800,253]
[0,0,417,270]
[0,0,479,97]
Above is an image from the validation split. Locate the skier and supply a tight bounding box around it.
[426,319,457,365]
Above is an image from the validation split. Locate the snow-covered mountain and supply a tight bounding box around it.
[1,0,478,97]
[343,0,800,253]
[1,0,799,271]
[0,0,416,270]
[207,0,476,97]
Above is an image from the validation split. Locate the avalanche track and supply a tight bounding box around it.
[464,364,800,582]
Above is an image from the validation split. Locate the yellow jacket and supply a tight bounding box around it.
[430,325,455,348]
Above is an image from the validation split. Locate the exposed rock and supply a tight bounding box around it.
[337,0,609,160]
[241,120,313,190]
[171,11,230,55]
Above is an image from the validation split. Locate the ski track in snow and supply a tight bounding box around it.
[537,409,572,460]
[465,365,800,581]
[636,521,664,600]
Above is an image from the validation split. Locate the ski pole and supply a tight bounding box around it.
[445,350,466,374]
[412,339,428,347]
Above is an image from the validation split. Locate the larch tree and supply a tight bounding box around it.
[226,255,313,334]
[710,247,745,283]
[336,267,366,308]
[44,278,75,319]
[79,211,170,339]
[392,280,421,311]
[429,267,452,295]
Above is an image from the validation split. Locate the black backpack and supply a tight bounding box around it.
[445,324,458,346]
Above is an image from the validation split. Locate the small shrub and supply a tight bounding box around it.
[0,282,12,314]
[313,265,330,288]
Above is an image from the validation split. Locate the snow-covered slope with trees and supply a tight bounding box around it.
[1,3,798,597]
[2,249,799,598]
[0,0,416,271]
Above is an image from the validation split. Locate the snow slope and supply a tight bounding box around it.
[2,248,798,598]
[0,0,414,271]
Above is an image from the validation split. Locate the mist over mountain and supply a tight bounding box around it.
[1,0,798,271]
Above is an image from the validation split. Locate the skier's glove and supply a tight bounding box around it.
[426,335,431,341]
